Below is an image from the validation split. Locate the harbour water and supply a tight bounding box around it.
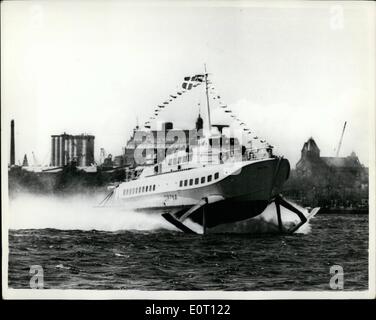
[7,195,368,290]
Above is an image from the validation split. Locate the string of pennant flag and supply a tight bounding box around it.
[141,73,268,145]
[143,74,205,129]
[207,82,267,144]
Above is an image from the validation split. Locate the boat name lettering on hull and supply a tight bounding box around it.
[164,194,177,201]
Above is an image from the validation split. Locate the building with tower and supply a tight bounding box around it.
[285,137,368,209]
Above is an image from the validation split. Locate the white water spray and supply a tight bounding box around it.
[8,194,314,234]
[8,194,177,232]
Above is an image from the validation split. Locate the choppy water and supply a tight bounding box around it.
[8,205,368,290]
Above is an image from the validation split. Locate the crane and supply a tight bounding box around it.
[336,121,347,157]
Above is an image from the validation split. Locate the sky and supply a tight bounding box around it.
[2,0,375,167]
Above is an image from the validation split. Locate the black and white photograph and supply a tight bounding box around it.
[1,0,375,300]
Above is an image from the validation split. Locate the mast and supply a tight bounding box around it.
[204,64,212,132]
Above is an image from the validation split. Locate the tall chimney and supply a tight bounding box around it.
[10,119,15,166]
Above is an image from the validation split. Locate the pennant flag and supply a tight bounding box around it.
[254,136,258,139]
[163,102,169,105]
[261,140,266,143]
[144,125,151,129]
[217,96,221,99]
[177,92,182,95]
[193,74,205,82]
[182,77,193,90]
[220,105,227,108]
[182,74,205,90]
[225,110,232,113]
[169,99,172,102]
[170,95,177,99]
[158,105,164,108]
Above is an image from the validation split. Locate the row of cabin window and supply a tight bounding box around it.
[179,172,219,188]
[168,156,189,166]
[124,184,156,196]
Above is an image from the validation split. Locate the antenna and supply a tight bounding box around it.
[336,121,347,157]
[204,64,212,132]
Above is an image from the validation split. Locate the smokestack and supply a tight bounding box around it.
[10,120,15,166]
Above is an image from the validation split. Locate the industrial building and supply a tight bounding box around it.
[51,133,95,167]
[10,119,15,166]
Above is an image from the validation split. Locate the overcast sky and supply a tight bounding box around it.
[2,0,374,167]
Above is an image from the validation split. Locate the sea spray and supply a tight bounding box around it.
[8,193,177,232]
[8,193,314,234]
